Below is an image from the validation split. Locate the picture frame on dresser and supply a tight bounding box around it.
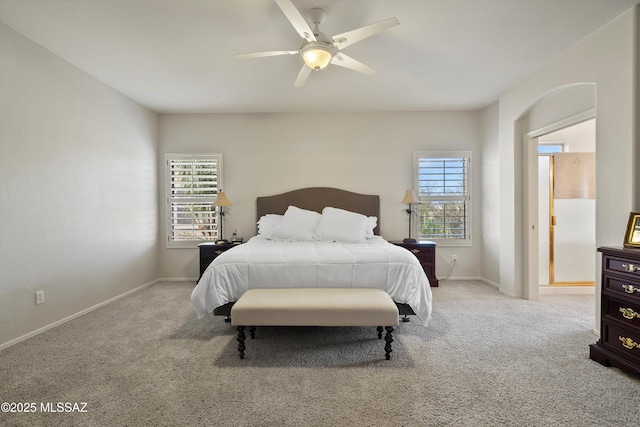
[623,211,640,248]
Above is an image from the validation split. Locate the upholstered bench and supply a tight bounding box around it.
[230,288,400,360]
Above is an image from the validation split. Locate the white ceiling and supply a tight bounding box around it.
[1,0,638,114]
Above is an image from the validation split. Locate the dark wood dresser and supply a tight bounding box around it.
[589,246,640,373]
[198,242,237,281]
[392,241,439,287]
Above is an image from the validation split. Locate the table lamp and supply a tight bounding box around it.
[401,190,418,243]
[215,191,232,242]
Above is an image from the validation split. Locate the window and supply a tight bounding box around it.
[166,154,223,248]
[538,144,564,154]
[414,151,471,245]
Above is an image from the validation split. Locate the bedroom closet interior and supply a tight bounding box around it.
[537,118,596,291]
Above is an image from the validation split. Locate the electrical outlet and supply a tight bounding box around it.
[452,254,457,262]
[35,290,44,305]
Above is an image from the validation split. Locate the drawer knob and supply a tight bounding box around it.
[215,250,224,255]
[618,336,640,350]
[621,263,640,273]
[411,249,420,254]
[619,307,640,320]
[621,284,640,294]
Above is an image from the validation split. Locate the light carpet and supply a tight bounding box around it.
[0,280,638,426]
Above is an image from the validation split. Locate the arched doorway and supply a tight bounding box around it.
[517,84,596,300]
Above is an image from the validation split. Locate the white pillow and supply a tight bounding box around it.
[314,207,370,243]
[271,206,321,241]
[257,214,283,239]
[365,216,378,238]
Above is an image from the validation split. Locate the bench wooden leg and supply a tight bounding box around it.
[377,326,383,339]
[236,326,246,359]
[384,326,395,360]
[249,326,256,339]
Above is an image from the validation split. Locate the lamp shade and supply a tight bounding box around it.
[215,191,232,207]
[301,44,333,70]
[401,190,418,204]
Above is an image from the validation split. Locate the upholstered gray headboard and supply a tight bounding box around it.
[256,187,380,235]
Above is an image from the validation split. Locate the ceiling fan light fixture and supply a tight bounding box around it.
[235,1,399,86]
[301,44,333,71]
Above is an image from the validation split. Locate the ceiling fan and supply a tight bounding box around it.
[234,0,399,87]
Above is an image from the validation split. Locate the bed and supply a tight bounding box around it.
[191,187,432,325]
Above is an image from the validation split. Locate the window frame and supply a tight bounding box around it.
[538,143,565,154]
[413,150,472,247]
[165,153,223,249]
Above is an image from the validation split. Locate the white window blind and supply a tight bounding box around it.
[166,154,222,247]
[414,151,471,243]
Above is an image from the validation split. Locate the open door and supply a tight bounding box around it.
[538,119,596,287]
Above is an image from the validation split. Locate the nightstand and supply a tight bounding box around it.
[392,241,439,287]
[198,242,238,280]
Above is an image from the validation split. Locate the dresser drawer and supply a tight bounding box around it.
[395,243,434,261]
[604,296,640,329]
[391,242,438,287]
[406,245,434,256]
[601,322,640,364]
[409,246,434,263]
[602,255,640,280]
[199,242,238,280]
[603,274,640,302]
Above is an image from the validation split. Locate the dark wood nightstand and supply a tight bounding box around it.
[198,242,238,281]
[391,241,439,287]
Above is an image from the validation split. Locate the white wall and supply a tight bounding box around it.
[158,112,483,280]
[0,24,159,347]
[636,6,640,212]
[479,101,500,286]
[526,84,595,132]
[491,5,638,300]
[538,156,552,284]
[2,5,637,348]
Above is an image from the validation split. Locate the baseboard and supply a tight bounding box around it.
[539,285,596,295]
[157,277,198,282]
[497,288,519,297]
[0,279,161,351]
[479,277,500,289]
[438,277,500,287]
[436,276,525,298]
[441,276,486,282]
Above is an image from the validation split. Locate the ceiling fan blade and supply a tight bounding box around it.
[330,53,376,75]
[234,50,298,59]
[294,65,312,87]
[332,17,399,50]
[275,0,316,42]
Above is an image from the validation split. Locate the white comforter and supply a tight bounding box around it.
[191,236,432,325]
